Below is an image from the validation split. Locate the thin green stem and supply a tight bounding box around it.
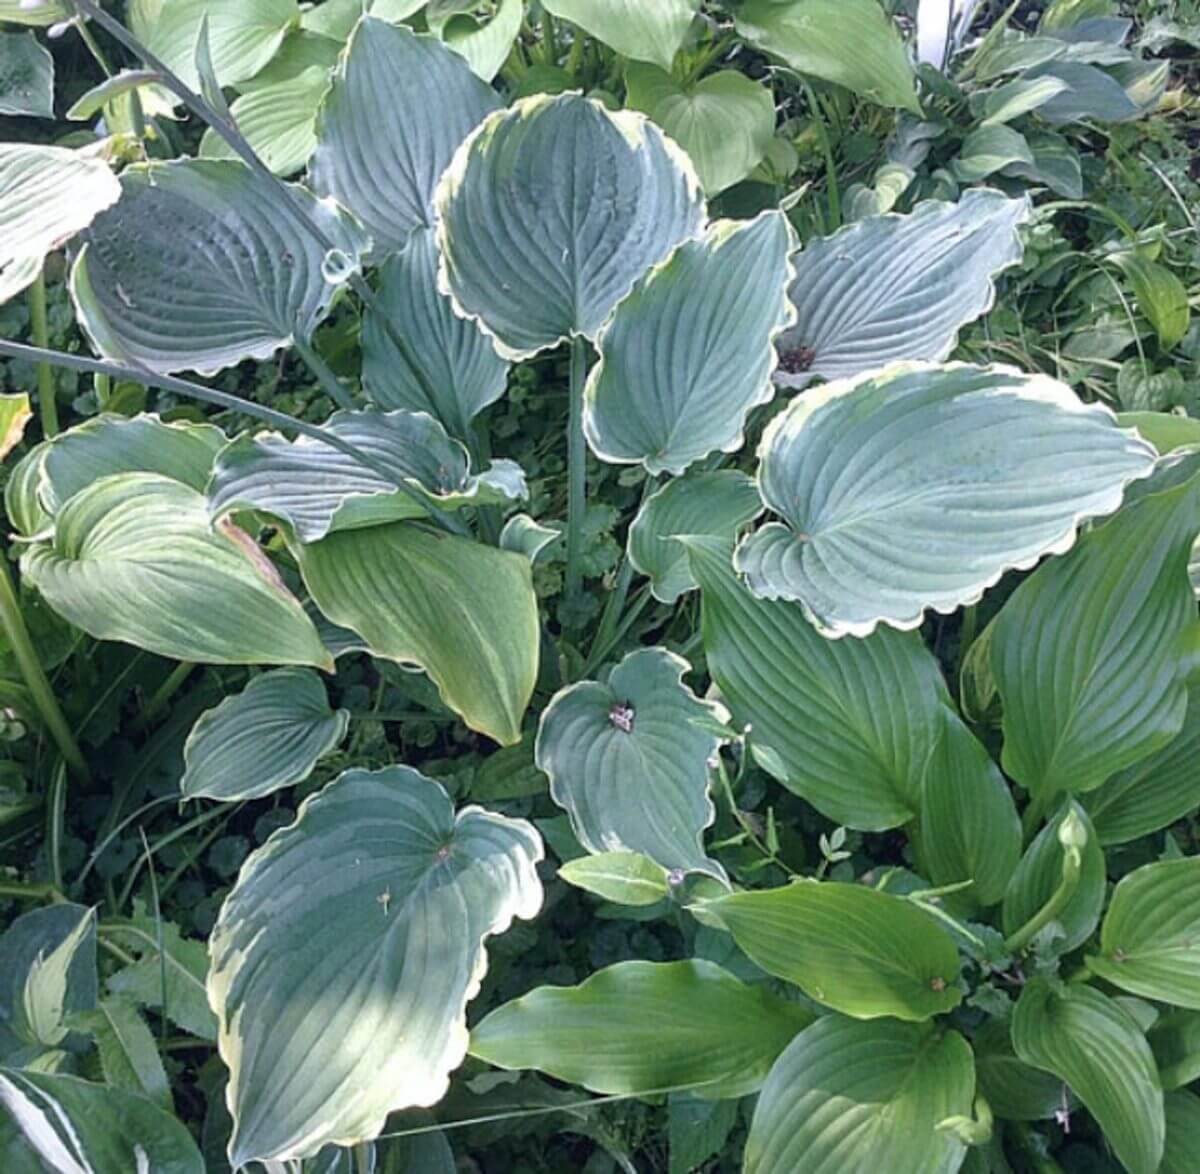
[1003,846,1082,954]
[564,337,589,606]
[0,555,89,780]
[354,1143,372,1174]
[94,373,111,408]
[292,337,355,411]
[0,880,65,903]
[28,269,58,438]
[132,662,195,733]
[803,82,841,230]
[540,8,558,64]
[46,762,67,892]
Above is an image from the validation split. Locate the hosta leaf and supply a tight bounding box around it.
[470,959,811,1098]
[558,852,671,906]
[1002,801,1104,954]
[437,0,522,81]
[0,1069,203,1173]
[181,668,349,802]
[1012,979,1163,1174]
[535,647,728,878]
[735,0,918,112]
[953,124,1034,182]
[991,452,1200,799]
[21,473,331,669]
[361,227,509,437]
[774,189,1031,390]
[973,1017,1065,1121]
[0,30,53,118]
[1027,61,1140,123]
[1087,859,1200,1008]
[744,1017,975,1174]
[918,711,1021,907]
[1112,252,1192,351]
[1121,410,1200,454]
[703,880,962,1021]
[1151,1010,1200,1091]
[628,471,762,604]
[1163,1091,1200,1174]
[737,362,1157,637]
[624,64,775,195]
[208,408,525,543]
[0,0,66,26]
[209,765,543,1164]
[73,998,171,1110]
[584,211,795,476]
[685,535,951,831]
[0,393,31,462]
[977,74,1071,124]
[295,524,537,745]
[0,144,120,306]
[435,92,705,360]
[541,0,697,71]
[309,17,500,258]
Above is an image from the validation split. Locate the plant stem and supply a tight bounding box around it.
[292,338,355,411]
[133,662,195,732]
[28,269,58,438]
[94,373,111,408]
[354,1143,372,1174]
[0,880,65,903]
[0,555,89,780]
[564,336,589,606]
[1003,845,1082,954]
[540,8,558,64]
[803,82,841,230]
[46,762,67,891]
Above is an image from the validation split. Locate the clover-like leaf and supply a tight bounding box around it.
[737,362,1157,637]
[208,408,525,543]
[774,190,1031,389]
[435,92,705,360]
[541,0,697,71]
[70,159,368,377]
[0,30,53,118]
[208,765,543,1165]
[181,668,349,802]
[21,473,331,669]
[584,211,795,476]
[536,647,728,879]
[309,17,500,258]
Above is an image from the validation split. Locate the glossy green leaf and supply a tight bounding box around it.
[1153,1011,1200,1091]
[625,64,775,194]
[0,144,120,307]
[209,765,543,1164]
[208,408,525,542]
[361,227,509,437]
[536,647,728,878]
[1087,858,1200,1008]
[1121,410,1200,454]
[470,959,811,1098]
[435,92,705,360]
[310,17,500,258]
[558,852,671,906]
[977,74,1071,124]
[704,880,962,1021]
[0,30,53,118]
[1112,252,1192,350]
[735,0,918,112]
[65,68,179,125]
[584,211,795,476]
[295,524,537,745]
[992,452,1200,799]
[1012,979,1163,1174]
[686,536,952,830]
[71,160,368,376]
[22,473,331,669]
[954,124,1034,182]
[1163,1091,1200,1174]
[737,362,1155,637]
[436,0,522,81]
[973,1017,1065,1121]
[181,668,348,802]
[0,1069,204,1173]
[541,0,696,70]
[744,1017,975,1174]
[73,998,171,1110]
[0,0,66,26]
[774,190,1030,390]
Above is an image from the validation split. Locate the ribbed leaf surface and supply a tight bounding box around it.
[541,0,698,70]
[1163,1091,1200,1174]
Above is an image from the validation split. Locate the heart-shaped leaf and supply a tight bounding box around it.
[536,647,728,878]
[0,30,53,118]
[744,1017,975,1173]
[737,362,1157,637]
[435,92,705,360]
[541,0,697,70]
[470,959,811,1098]
[21,473,331,669]
[181,668,349,802]
[584,211,795,476]
[71,159,368,377]
[774,190,1031,389]
[208,765,543,1165]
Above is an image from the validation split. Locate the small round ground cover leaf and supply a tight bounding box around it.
[743,1016,974,1174]
[435,92,705,360]
[685,535,953,831]
[181,668,349,802]
[0,30,53,118]
[704,880,962,1021]
[21,473,331,669]
[584,211,795,476]
[541,0,697,71]
[0,1069,204,1173]
[361,227,509,437]
[208,765,543,1165]
[0,144,120,306]
[309,17,500,258]
[628,470,762,604]
[1087,859,1200,1009]
[736,362,1158,637]
[470,959,811,1099]
[535,647,729,879]
[70,159,369,377]
[207,408,525,543]
[774,189,1031,389]
[1012,979,1164,1174]
[991,451,1200,800]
